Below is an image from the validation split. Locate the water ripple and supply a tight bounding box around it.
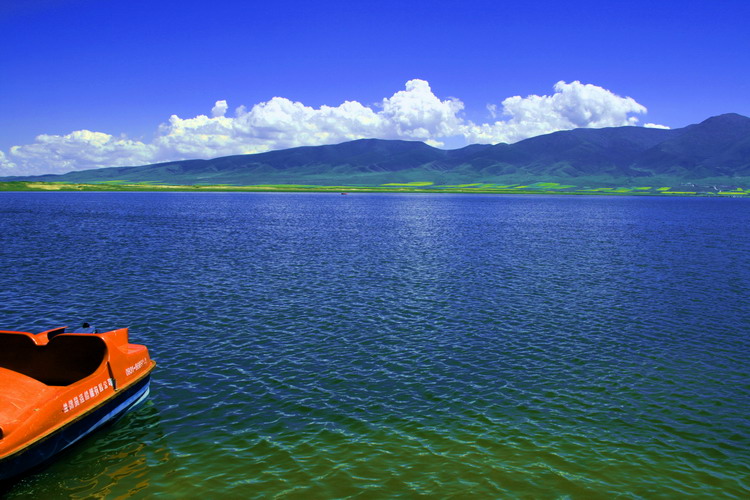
[1,193,749,498]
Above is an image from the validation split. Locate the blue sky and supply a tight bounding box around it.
[1,0,748,174]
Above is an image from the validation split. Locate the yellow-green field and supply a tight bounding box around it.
[1,181,748,196]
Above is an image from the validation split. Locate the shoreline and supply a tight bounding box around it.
[0,181,747,197]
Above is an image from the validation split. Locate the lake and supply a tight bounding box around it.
[1,192,748,498]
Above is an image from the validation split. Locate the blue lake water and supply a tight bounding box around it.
[1,192,749,498]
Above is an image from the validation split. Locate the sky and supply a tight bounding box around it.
[1,0,748,175]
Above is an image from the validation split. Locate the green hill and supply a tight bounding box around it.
[4,113,750,187]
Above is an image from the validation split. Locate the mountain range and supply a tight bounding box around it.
[5,113,750,187]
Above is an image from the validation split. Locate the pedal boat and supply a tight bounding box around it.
[0,326,155,481]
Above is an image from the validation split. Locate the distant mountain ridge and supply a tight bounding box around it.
[4,113,750,186]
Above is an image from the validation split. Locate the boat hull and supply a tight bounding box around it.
[0,374,151,482]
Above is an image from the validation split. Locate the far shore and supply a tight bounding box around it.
[0,181,748,197]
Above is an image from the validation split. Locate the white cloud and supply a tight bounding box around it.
[380,79,464,141]
[211,100,228,118]
[6,131,155,175]
[0,151,16,172]
[0,80,657,175]
[147,79,464,159]
[644,122,670,129]
[461,81,649,144]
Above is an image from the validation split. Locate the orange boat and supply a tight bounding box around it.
[0,326,155,481]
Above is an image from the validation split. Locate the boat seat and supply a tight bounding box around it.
[0,334,106,386]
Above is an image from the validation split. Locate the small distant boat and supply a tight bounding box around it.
[341,192,348,195]
[0,326,155,481]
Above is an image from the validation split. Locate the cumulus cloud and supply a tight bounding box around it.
[145,79,463,160]
[0,151,16,171]
[644,122,670,129]
[7,131,155,175]
[380,79,464,140]
[461,81,648,144]
[211,100,228,118]
[0,80,657,175]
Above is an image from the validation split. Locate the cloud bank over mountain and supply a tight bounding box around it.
[1,80,661,175]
